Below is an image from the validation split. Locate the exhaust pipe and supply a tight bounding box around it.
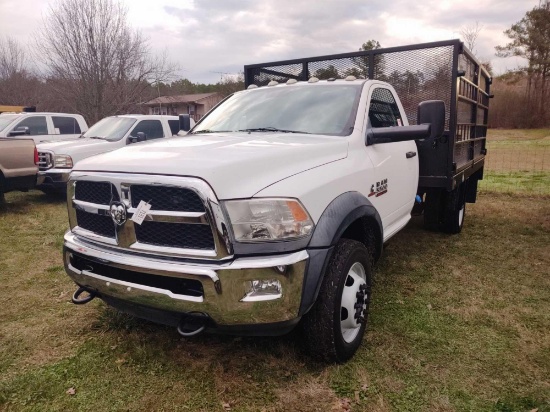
[177,312,209,337]
[71,286,97,305]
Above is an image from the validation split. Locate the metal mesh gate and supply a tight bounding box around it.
[245,41,460,129]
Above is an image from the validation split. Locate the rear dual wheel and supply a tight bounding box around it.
[423,186,466,234]
[441,187,466,234]
[302,239,373,363]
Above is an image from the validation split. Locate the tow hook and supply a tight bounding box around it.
[71,286,97,305]
[177,312,209,337]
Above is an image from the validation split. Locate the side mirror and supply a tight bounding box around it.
[179,114,191,132]
[128,132,147,144]
[8,126,30,137]
[417,100,445,139]
[366,124,431,145]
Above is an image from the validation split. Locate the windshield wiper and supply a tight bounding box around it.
[238,127,310,134]
[88,136,106,140]
[191,129,232,134]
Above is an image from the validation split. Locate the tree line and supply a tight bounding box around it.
[0,0,548,128]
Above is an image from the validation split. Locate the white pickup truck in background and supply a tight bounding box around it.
[62,40,490,362]
[36,114,192,194]
[0,112,88,143]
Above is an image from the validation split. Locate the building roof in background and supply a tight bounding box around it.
[144,93,219,106]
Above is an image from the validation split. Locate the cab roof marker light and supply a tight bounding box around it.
[345,75,357,81]
[247,84,258,89]
[327,77,336,82]
[286,79,298,85]
[308,77,319,83]
[267,80,279,86]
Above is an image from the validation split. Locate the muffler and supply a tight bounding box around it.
[71,286,97,305]
[177,312,209,337]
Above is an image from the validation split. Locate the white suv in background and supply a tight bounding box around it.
[36,114,192,194]
[0,112,88,143]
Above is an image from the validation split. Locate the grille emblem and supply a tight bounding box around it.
[109,201,127,226]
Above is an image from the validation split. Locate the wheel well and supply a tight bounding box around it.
[340,216,382,263]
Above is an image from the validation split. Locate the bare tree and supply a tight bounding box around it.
[36,0,176,123]
[496,3,550,126]
[460,21,483,55]
[0,36,42,106]
[0,37,26,80]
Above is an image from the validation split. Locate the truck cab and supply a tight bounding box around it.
[0,112,88,144]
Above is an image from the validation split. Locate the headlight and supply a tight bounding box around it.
[54,154,73,168]
[224,198,313,242]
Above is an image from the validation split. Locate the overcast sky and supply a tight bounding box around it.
[0,0,540,84]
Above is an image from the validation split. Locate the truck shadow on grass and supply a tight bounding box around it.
[1,190,65,215]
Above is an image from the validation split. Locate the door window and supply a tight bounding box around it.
[368,88,402,128]
[168,120,180,135]
[13,116,48,135]
[130,120,164,140]
[52,116,82,134]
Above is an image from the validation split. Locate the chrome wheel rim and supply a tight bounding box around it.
[340,262,367,343]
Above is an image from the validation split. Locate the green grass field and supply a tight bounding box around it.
[481,129,550,195]
[0,130,549,412]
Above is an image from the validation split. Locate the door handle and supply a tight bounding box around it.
[406,151,417,159]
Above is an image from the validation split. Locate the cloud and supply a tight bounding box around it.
[0,0,541,83]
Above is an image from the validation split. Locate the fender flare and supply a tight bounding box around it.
[309,191,382,249]
[299,192,383,315]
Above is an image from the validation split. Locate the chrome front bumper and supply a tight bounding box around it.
[63,231,308,326]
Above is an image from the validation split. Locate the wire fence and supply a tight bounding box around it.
[479,131,550,195]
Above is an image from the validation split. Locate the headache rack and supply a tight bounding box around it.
[244,39,491,191]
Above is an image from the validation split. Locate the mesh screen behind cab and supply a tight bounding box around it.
[246,45,454,129]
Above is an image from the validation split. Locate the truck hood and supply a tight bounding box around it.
[37,138,117,163]
[73,132,348,199]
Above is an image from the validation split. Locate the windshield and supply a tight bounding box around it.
[193,84,362,136]
[0,115,20,132]
[83,117,137,141]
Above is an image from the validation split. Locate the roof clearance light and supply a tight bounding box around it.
[345,75,357,81]
[286,79,298,85]
[247,84,258,89]
[267,80,279,86]
[308,77,319,83]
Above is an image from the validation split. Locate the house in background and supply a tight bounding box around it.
[144,93,223,121]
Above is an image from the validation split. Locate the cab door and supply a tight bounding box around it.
[364,85,419,235]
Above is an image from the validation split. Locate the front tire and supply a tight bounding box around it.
[302,239,373,362]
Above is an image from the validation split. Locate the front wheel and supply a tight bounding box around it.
[302,239,373,363]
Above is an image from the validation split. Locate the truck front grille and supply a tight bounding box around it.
[76,210,116,238]
[38,152,53,171]
[75,181,119,205]
[135,221,214,250]
[131,185,204,212]
[70,176,225,258]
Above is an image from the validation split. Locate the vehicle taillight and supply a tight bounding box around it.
[34,146,39,165]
